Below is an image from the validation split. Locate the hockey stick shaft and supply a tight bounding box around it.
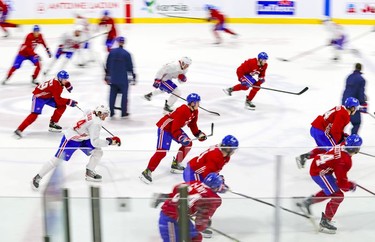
[171,93,220,116]
[250,85,309,95]
[192,123,214,141]
[358,151,375,158]
[229,190,310,219]
[159,13,206,21]
[75,105,115,137]
[357,184,375,196]
[209,227,240,242]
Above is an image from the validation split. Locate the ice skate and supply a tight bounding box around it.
[31,77,39,85]
[202,229,213,238]
[296,196,313,216]
[2,77,9,85]
[85,169,102,182]
[140,168,152,184]
[170,158,184,174]
[245,99,256,110]
[319,212,337,234]
[164,100,173,112]
[223,87,233,96]
[296,153,309,169]
[144,93,152,101]
[14,129,22,139]
[32,174,42,190]
[151,193,169,208]
[48,121,62,132]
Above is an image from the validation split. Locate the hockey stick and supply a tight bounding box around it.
[357,184,375,196]
[158,12,207,21]
[250,85,309,95]
[359,151,375,158]
[192,123,214,141]
[171,93,220,116]
[208,227,240,242]
[367,112,375,119]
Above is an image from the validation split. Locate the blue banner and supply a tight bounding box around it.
[257,1,295,15]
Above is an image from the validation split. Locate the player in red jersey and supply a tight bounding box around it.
[223,52,268,110]
[204,4,237,44]
[140,93,208,184]
[296,134,362,234]
[0,0,18,37]
[2,25,51,85]
[13,70,77,139]
[296,97,360,169]
[153,173,223,242]
[98,10,117,52]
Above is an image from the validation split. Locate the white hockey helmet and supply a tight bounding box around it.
[74,25,84,32]
[180,56,192,66]
[95,105,110,115]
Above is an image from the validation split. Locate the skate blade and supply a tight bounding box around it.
[48,128,62,133]
[295,157,304,169]
[222,89,231,96]
[31,181,39,191]
[170,168,184,174]
[245,106,256,110]
[319,226,336,234]
[139,175,152,184]
[85,176,102,182]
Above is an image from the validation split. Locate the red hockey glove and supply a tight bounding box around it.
[67,99,78,107]
[153,79,161,88]
[73,43,80,49]
[106,136,121,146]
[195,130,207,141]
[65,81,73,93]
[178,135,191,146]
[178,74,187,83]
[359,102,368,113]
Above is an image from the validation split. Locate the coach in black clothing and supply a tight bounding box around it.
[105,36,136,117]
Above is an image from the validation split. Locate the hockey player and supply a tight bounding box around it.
[0,0,18,37]
[205,4,237,44]
[140,93,208,184]
[296,97,360,169]
[341,63,368,134]
[2,25,51,85]
[98,10,117,52]
[223,52,268,110]
[14,70,77,138]
[322,19,347,61]
[143,57,192,112]
[43,25,83,77]
[297,134,362,234]
[154,173,223,242]
[74,11,93,66]
[31,104,121,189]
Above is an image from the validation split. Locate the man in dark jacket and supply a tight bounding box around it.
[342,63,367,134]
[105,36,136,118]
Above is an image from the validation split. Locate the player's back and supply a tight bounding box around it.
[64,112,102,141]
[311,105,348,131]
[32,79,62,98]
[189,146,229,176]
[155,61,185,81]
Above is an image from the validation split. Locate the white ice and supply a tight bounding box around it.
[1,23,375,242]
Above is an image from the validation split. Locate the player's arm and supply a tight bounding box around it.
[333,159,354,192]
[88,124,110,147]
[330,112,347,143]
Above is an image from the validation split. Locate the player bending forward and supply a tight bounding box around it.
[32,105,121,189]
[144,57,192,112]
[297,134,362,234]
[153,173,223,242]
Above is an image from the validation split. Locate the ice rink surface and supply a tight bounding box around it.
[1,23,375,242]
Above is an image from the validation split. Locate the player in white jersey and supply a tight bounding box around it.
[322,19,347,61]
[143,57,192,112]
[43,25,84,77]
[74,11,94,66]
[31,105,121,189]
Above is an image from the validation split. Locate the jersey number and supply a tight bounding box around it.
[316,154,334,166]
[37,80,54,90]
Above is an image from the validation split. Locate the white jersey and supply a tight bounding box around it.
[60,31,83,52]
[74,16,90,33]
[323,20,345,40]
[64,112,109,148]
[155,60,188,81]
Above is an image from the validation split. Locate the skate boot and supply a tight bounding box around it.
[32,174,42,190]
[296,196,313,216]
[202,229,213,238]
[223,87,233,96]
[164,100,173,112]
[144,92,152,101]
[140,168,152,184]
[85,169,102,182]
[31,76,39,85]
[245,99,256,110]
[296,153,310,169]
[49,121,62,132]
[14,129,22,139]
[319,212,337,234]
[151,193,169,208]
[2,77,9,85]
[170,158,185,174]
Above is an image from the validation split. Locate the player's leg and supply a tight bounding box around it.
[245,80,263,109]
[159,80,178,112]
[350,111,361,134]
[183,163,202,182]
[48,100,67,132]
[82,141,103,181]
[172,130,192,173]
[166,87,180,110]
[213,23,222,44]
[120,84,129,117]
[159,212,179,242]
[2,55,25,84]
[109,84,119,117]
[30,55,41,84]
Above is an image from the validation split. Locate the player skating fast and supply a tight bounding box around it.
[143,57,192,112]
[2,25,51,85]
[296,97,360,168]
[0,0,18,38]
[297,134,362,234]
[14,70,77,138]
[322,19,347,61]
[73,11,94,66]
[223,52,268,110]
[31,104,121,189]
[140,93,207,184]
[98,10,117,52]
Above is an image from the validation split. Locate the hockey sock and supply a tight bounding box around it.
[325,191,344,220]
[7,66,17,79]
[147,150,167,171]
[311,190,330,204]
[39,157,62,177]
[175,144,192,163]
[17,113,38,132]
[223,28,236,35]
[233,83,249,91]
[86,149,103,171]
[50,105,67,123]
[32,62,41,79]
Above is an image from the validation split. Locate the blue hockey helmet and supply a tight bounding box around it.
[103,10,110,16]
[221,135,239,148]
[57,70,69,81]
[203,173,223,191]
[344,97,360,110]
[187,93,201,104]
[117,36,125,43]
[204,4,215,11]
[258,52,269,60]
[33,25,40,32]
[345,134,362,154]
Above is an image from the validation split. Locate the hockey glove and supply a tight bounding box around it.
[178,135,191,146]
[67,99,78,107]
[106,136,121,146]
[178,74,187,83]
[218,175,229,193]
[350,181,357,192]
[195,130,207,141]
[258,77,265,84]
[153,79,161,88]
[359,102,368,113]
[46,48,52,58]
[65,81,73,93]
[73,43,80,49]
[239,75,256,87]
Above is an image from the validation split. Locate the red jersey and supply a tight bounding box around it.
[0,1,8,15]
[33,78,70,106]
[161,181,221,231]
[311,105,350,144]
[98,17,117,40]
[189,145,230,178]
[310,146,354,192]
[236,58,268,80]
[19,33,48,57]
[156,104,199,140]
[209,9,225,23]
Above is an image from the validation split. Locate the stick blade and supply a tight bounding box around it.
[298,87,309,95]
[277,57,290,62]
